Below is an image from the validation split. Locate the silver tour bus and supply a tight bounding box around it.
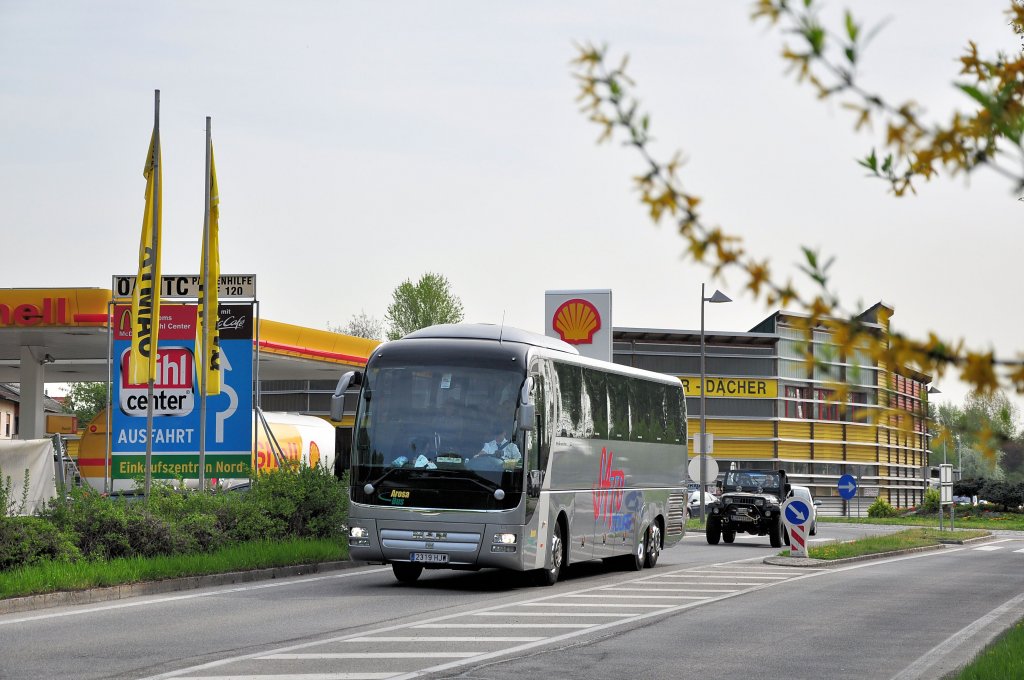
[330,324,688,585]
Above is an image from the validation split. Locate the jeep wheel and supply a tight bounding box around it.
[644,521,661,568]
[783,526,790,546]
[706,524,721,545]
[722,529,736,544]
[769,518,783,548]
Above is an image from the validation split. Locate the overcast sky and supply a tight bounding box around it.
[1,1,1020,411]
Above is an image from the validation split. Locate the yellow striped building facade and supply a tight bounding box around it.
[613,303,930,513]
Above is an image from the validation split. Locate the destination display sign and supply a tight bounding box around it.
[112,274,256,299]
[678,377,778,399]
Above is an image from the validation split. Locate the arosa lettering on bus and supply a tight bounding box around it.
[0,297,69,327]
[118,347,195,417]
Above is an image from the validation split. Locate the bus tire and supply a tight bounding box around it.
[621,526,647,571]
[644,520,662,568]
[536,519,565,586]
[392,562,423,584]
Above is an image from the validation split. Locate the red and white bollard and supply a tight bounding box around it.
[788,523,808,558]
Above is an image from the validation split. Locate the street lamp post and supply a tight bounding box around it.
[698,283,731,524]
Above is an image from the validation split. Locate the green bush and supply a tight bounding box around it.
[215,500,285,543]
[0,517,81,570]
[247,466,348,539]
[868,497,899,518]
[920,487,941,513]
[2,465,349,573]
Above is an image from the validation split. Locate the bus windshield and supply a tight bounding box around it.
[352,361,526,510]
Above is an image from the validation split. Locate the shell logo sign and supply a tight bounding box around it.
[552,298,601,345]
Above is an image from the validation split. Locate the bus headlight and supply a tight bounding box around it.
[493,533,517,545]
[349,526,370,546]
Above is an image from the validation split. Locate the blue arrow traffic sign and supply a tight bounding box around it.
[783,498,811,526]
[838,474,858,500]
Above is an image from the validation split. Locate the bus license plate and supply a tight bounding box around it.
[410,552,448,563]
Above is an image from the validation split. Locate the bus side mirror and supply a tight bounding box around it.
[518,403,536,432]
[330,370,362,421]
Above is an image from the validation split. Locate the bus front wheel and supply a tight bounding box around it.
[392,562,423,584]
[536,520,565,586]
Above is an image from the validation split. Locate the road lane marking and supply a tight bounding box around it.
[656,573,789,579]
[0,567,391,627]
[518,602,667,608]
[1015,548,1024,553]
[139,557,812,680]
[178,675,399,680]
[973,546,1004,551]
[474,612,643,617]
[563,594,709,599]
[412,623,594,629]
[346,637,544,642]
[261,654,479,659]
[601,587,737,593]
[890,590,1024,680]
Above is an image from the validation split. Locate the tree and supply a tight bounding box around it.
[931,393,1019,478]
[329,310,384,341]
[62,382,107,426]
[385,272,464,341]
[572,1,1024,404]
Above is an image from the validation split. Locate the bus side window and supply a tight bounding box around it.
[528,365,551,473]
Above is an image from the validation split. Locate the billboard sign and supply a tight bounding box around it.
[545,289,612,362]
[111,303,254,480]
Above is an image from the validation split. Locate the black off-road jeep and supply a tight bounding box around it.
[705,469,790,547]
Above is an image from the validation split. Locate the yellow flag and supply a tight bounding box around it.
[196,144,221,395]
[129,129,162,385]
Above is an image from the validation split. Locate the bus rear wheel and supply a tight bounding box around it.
[644,521,662,568]
[392,562,423,584]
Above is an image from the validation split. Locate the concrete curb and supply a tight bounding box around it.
[0,560,371,616]
[763,532,997,568]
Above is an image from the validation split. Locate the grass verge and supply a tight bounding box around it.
[806,528,988,560]
[0,538,347,600]
[949,617,1024,679]
[820,514,1024,531]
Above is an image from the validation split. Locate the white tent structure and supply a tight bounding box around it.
[0,438,57,515]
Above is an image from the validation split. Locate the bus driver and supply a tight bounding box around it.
[475,425,522,466]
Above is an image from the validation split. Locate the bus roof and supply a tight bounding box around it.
[403,323,579,355]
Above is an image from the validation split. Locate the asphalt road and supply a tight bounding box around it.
[1,523,1022,680]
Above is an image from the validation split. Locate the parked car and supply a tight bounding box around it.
[787,484,820,535]
[687,491,718,518]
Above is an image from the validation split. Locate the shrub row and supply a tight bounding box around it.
[0,466,348,572]
[953,479,1024,512]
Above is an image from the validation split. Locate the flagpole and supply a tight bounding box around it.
[144,89,160,498]
[199,116,212,490]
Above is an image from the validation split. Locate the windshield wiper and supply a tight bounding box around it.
[362,465,406,491]
[425,472,504,494]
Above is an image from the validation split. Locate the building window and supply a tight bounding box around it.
[816,389,838,421]
[784,385,811,418]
